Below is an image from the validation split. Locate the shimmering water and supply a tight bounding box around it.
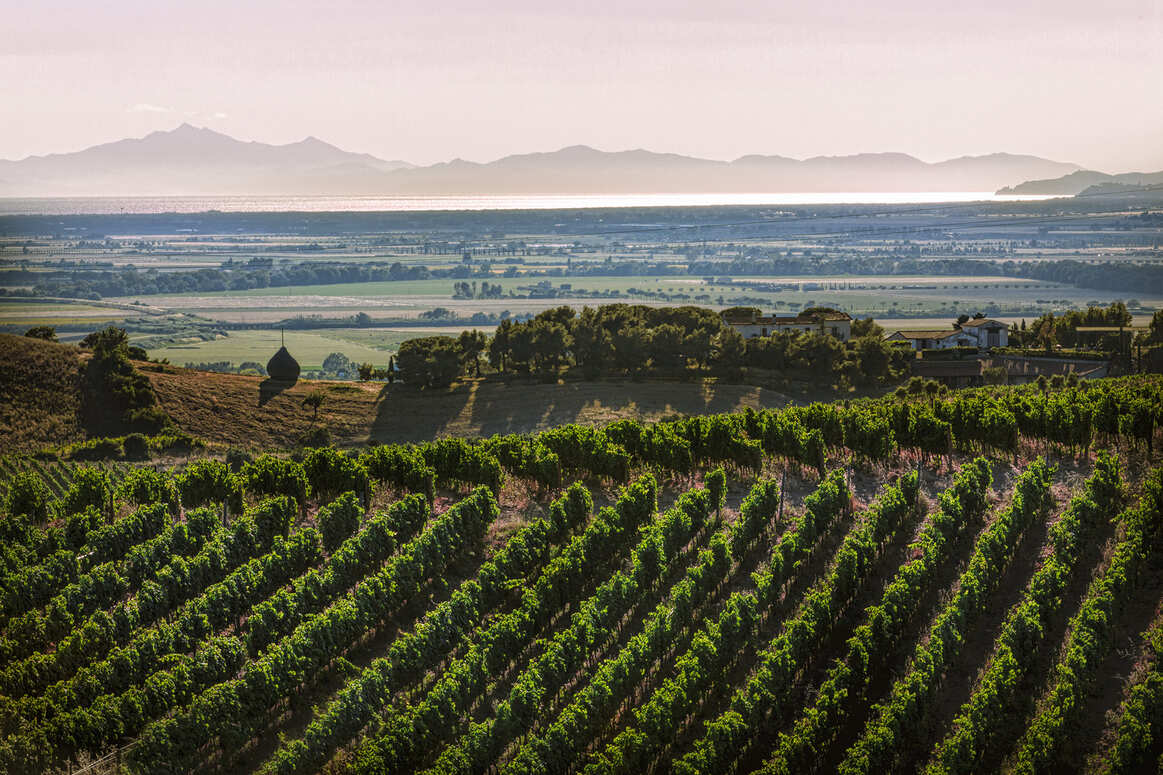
[0,192,1055,216]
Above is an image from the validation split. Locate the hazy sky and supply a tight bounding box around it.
[4,0,1162,171]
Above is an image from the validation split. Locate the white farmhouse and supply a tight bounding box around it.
[958,317,1009,349]
[885,315,1009,351]
[884,329,975,351]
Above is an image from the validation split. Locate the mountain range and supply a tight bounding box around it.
[0,124,1088,197]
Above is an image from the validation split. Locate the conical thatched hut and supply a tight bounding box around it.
[267,345,300,382]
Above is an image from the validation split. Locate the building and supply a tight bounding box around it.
[885,316,1009,351]
[958,317,1009,349]
[724,308,852,341]
[884,329,975,351]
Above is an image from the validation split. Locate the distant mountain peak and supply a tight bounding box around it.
[556,144,600,154]
[163,123,217,137]
[0,127,1085,197]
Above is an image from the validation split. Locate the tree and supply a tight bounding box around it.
[570,307,610,378]
[649,324,685,370]
[715,327,747,379]
[489,319,514,374]
[458,330,488,377]
[1150,309,1163,343]
[321,352,354,377]
[81,326,129,354]
[358,363,375,381]
[303,390,326,422]
[854,336,894,385]
[24,326,57,341]
[851,318,884,338]
[530,320,570,376]
[80,325,170,433]
[1031,313,1057,351]
[397,337,461,388]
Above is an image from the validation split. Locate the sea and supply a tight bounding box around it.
[0,192,1055,216]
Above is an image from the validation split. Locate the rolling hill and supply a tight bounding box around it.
[1,333,1160,775]
[0,334,790,452]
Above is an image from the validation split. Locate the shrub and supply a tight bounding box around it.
[116,468,179,513]
[4,473,53,523]
[24,325,57,341]
[149,431,202,456]
[303,447,370,500]
[65,507,100,548]
[250,496,297,543]
[226,447,253,473]
[242,455,311,506]
[299,426,331,448]
[67,437,124,461]
[62,468,112,518]
[122,433,149,459]
[177,459,236,509]
[358,445,436,502]
[317,492,363,551]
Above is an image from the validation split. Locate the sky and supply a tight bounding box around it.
[3,0,1162,172]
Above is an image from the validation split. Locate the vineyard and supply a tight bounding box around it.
[0,375,1161,774]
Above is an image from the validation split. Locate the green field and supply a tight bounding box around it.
[0,301,133,326]
[146,328,399,371]
[113,271,1163,325]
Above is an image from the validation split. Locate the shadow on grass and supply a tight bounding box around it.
[259,378,296,407]
[368,381,473,444]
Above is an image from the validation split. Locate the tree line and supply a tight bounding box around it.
[7,250,1163,302]
[392,304,904,389]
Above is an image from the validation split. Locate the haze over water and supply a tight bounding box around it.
[0,192,1055,217]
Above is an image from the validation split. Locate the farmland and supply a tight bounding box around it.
[2,196,1161,370]
[117,274,1161,324]
[145,329,397,372]
[0,362,1161,774]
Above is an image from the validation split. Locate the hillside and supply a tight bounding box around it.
[152,369,791,448]
[0,334,86,450]
[0,372,1160,775]
[0,334,792,451]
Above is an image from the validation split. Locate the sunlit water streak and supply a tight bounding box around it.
[0,192,1055,216]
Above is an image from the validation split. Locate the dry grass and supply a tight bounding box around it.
[1,333,792,453]
[0,334,86,451]
[148,371,792,451]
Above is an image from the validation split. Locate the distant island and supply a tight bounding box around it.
[997,168,1163,196]
[0,123,1082,198]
